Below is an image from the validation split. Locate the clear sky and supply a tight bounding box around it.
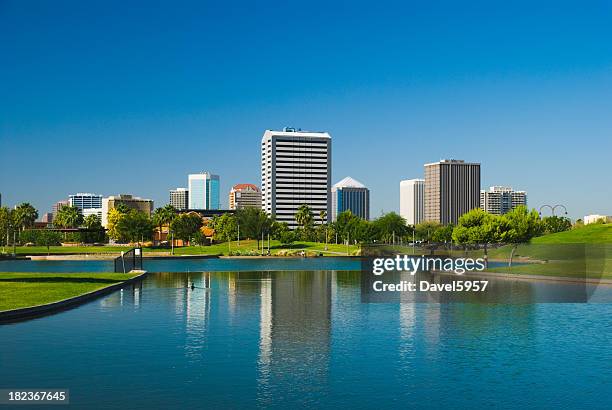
[1,0,611,219]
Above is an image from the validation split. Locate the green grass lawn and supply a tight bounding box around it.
[0,272,138,311]
[532,223,612,244]
[5,240,360,256]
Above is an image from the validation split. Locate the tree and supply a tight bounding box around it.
[279,230,297,246]
[542,216,572,234]
[13,203,38,231]
[271,221,290,241]
[499,206,543,267]
[0,207,15,250]
[414,221,442,242]
[115,209,154,245]
[335,210,361,243]
[54,205,83,228]
[432,223,454,243]
[295,204,314,229]
[83,214,100,229]
[153,205,177,244]
[452,208,500,259]
[19,229,62,253]
[319,210,327,225]
[211,213,238,249]
[236,207,271,249]
[373,212,408,244]
[107,208,127,242]
[170,213,203,244]
[37,230,62,254]
[82,214,105,243]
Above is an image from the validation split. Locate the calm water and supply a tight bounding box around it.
[2,260,612,409]
[0,256,361,273]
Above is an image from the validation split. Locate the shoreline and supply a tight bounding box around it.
[0,270,148,324]
[435,269,612,286]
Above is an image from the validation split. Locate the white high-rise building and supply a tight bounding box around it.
[261,128,331,229]
[188,172,220,210]
[400,179,425,226]
[480,186,527,215]
[169,188,189,210]
[69,193,103,221]
[69,193,102,210]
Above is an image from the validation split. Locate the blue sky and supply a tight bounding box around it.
[1,0,611,219]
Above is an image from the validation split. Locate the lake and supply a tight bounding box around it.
[1,258,612,409]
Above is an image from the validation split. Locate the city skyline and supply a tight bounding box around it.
[2,2,611,219]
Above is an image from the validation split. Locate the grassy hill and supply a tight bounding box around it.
[532,223,612,244]
[487,224,612,277]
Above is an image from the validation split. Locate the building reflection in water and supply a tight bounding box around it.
[257,270,332,406]
[184,272,211,360]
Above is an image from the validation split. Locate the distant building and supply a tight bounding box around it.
[69,193,103,210]
[584,214,611,224]
[331,177,369,221]
[261,128,332,229]
[188,172,220,210]
[169,188,189,210]
[101,194,154,227]
[40,212,53,224]
[229,184,261,210]
[400,179,424,225]
[82,208,103,221]
[52,200,69,220]
[424,159,481,225]
[480,186,527,215]
[69,192,103,220]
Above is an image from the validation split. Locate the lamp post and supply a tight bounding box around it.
[539,204,568,217]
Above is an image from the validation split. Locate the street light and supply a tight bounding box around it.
[539,204,568,217]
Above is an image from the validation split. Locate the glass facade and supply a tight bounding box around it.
[207,176,220,210]
[189,173,220,210]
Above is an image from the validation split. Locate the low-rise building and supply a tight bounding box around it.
[101,194,154,227]
[584,214,611,224]
[229,184,261,210]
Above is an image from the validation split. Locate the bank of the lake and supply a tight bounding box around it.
[0,272,140,312]
[3,239,360,257]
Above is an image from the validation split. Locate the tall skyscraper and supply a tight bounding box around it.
[399,179,424,226]
[261,128,331,229]
[331,176,369,221]
[188,172,220,210]
[169,188,189,210]
[424,159,481,225]
[229,184,261,210]
[480,186,527,215]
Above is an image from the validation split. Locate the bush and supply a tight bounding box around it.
[279,230,297,245]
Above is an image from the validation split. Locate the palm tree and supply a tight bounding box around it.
[153,205,177,245]
[319,210,327,225]
[295,204,313,228]
[83,214,101,229]
[54,205,83,228]
[13,203,38,231]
